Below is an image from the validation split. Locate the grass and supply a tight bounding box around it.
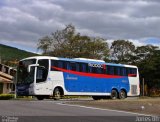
[0,94,14,100]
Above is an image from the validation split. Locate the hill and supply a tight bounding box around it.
[0,44,39,66]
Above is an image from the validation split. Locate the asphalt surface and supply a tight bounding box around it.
[0,99,151,122]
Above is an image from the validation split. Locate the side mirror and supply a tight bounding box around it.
[27,64,39,73]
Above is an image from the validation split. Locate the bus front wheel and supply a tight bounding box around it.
[53,88,61,100]
[111,90,118,99]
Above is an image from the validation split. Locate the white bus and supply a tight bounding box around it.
[16,56,140,100]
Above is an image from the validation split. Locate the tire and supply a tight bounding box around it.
[53,88,61,100]
[37,96,44,100]
[119,90,127,99]
[111,90,118,99]
[92,96,102,100]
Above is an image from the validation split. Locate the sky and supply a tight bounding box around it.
[0,0,160,53]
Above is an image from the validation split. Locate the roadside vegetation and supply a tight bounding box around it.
[0,94,14,100]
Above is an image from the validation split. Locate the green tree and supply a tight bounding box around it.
[134,45,158,63]
[37,24,109,60]
[37,36,52,54]
[138,50,160,95]
[110,40,135,63]
[132,45,160,96]
[135,45,160,89]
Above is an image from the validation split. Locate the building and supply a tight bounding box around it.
[0,64,16,94]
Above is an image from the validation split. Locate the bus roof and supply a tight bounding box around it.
[21,56,105,64]
[20,56,137,68]
[105,63,137,68]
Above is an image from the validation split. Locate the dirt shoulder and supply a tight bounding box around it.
[69,97,160,116]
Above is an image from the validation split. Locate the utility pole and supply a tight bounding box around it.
[142,78,145,96]
[12,67,17,99]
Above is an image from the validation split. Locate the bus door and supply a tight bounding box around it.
[35,59,51,95]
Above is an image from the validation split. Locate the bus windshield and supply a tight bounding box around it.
[17,59,36,84]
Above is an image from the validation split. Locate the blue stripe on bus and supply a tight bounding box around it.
[63,72,130,93]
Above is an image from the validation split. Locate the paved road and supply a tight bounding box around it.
[0,100,148,122]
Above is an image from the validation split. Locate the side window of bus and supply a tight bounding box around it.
[69,62,77,71]
[38,59,49,70]
[75,63,80,72]
[110,66,115,75]
[133,68,137,75]
[51,60,58,71]
[88,65,92,73]
[106,66,114,75]
[36,67,48,83]
[91,66,104,74]
[51,60,69,71]
[79,63,88,72]
[106,65,109,74]
[114,67,120,75]
[58,61,64,68]
[88,66,94,73]
[128,68,137,77]
[120,67,127,76]
[63,61,69,70]
[37,59,49,83]
[96,67,104,74]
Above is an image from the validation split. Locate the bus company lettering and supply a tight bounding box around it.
[88,63,103,68]
[66,75,78,80]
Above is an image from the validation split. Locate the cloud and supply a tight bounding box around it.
[0,0,160,52]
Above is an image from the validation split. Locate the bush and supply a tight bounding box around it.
[0,94,14,100]
[16,96,33,99]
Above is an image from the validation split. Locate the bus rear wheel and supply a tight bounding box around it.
[53,88,61,100]
[119,90,126,99]
[111,90,118,99]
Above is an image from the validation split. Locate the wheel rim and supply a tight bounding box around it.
[55,91,60,98]
[54,89,61,99]
[120,90,126,99]
[111,90,117,99]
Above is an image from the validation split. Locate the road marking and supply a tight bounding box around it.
[57,102,152,116]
